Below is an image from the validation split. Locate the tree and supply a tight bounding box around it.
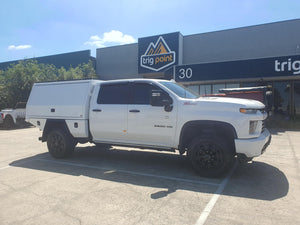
[0,60,97,109]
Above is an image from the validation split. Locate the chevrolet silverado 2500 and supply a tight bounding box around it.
[26,79,271,177]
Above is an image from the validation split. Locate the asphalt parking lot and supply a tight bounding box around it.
[0,128,299,225]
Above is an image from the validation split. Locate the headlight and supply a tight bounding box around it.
[249,121,258,134]
[240,108,258,114]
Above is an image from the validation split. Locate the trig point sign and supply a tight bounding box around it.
[138,32,182,73]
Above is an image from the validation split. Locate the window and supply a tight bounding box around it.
[97,83,129,104]
[186,85,200,94]
[241,81,268,88]
[199,85,211,96]
[15,102,26,109]
[225,83,240,89]
[159,81,199,99]
[212,84,225,94]
[240,82,257,88]
[273,81,291,116]
[131,83,154,105]
[294,81,300,116]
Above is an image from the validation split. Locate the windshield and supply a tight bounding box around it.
[159,81,200,99]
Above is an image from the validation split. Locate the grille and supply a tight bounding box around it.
[261,120,266,133]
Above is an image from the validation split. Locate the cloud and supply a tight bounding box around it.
[85,30,136,48]
[8,45,32,50]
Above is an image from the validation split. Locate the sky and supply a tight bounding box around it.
[1,0,300,62]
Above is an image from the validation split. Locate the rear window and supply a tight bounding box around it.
[15,102,27,109]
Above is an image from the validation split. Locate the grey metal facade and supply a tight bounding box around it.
[182,19,300,65]
[95,19,300,80]
[0,50,95,71]
[96,43,140,80]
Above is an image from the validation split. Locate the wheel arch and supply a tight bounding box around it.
[178,120,237,154]
[4,114,16,124]
[41,119,73,142]
[3,114,16,129]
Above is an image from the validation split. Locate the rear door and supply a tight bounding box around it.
[89,82,129,143]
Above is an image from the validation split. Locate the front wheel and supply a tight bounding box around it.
[47,129,76,158]
[187,136,234,177]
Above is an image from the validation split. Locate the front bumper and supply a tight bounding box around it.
[235,129,271,158]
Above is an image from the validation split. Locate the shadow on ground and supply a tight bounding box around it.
[10,145,289,201]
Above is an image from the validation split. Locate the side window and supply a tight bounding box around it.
[131,83,164,105]
[97,83,129,104]
[15,102,26,109]
[132,83,153,105]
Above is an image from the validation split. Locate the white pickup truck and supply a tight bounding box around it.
[26,79,271,177]
[1,102,27,129]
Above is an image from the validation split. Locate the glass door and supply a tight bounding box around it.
[272,81,291,118]
[293,81,300,118]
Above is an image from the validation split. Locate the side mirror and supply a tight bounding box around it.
[163,98,173,112]
[150,90,173,112]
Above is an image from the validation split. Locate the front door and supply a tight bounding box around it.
[127,82,177,147]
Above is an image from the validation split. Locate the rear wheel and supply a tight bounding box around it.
[3,116,15,129]
[47,129,76,158]
[187,136,234,177]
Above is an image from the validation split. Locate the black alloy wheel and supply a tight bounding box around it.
[188,136,234,177]
[47,129,75,158]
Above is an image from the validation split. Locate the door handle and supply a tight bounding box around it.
[92,109,102,112]
[129,109,140,113]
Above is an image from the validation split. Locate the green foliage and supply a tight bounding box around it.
[0,60,96,109]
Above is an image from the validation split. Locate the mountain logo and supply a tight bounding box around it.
[140,36,176,72]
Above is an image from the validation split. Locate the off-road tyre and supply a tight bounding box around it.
[3,116,15,129]
[47,128,76,158]
[187,136,234,177]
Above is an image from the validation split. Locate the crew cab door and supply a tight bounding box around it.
[127,82,177,147]
[89,82,129,142]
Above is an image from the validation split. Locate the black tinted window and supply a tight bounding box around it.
[97,83,129,104]
[15,102,26,109]
[132,83,153,105]
[131,83,165,105]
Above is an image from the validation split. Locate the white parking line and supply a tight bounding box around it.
[36,158,220,187]
[195,161,238,225]
[0,165,11,170]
